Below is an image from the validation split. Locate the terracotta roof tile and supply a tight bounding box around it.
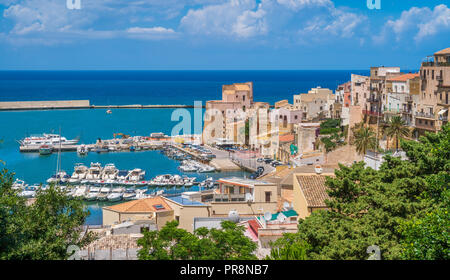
[104,196,172,213]
[296,174,334,207]
[388,73,419,82]
[435,47,450,55]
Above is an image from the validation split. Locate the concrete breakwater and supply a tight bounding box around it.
[0,100,203,111]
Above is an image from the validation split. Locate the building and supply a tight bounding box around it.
[417,47,450,134]
[102,197,174,229]
[364,67,402,123]
[384,73,420,126]
[270,101,302,134]
[293,172,334,219]
[336,81,352,107]
[203,82,254,144]
[162,194,211,232]
[211,177,279,216]
[293,87,335,121]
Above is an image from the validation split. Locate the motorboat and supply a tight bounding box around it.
[19,185,39,198]
[65,187,76,198]
[86,162,102,181]
[47,171,69,184]
[73,185,89,199]
[123,188,137,200]
[12,179,27,190]
[107,187,124,202]
[85,186,100,201]
[97,186,111,201]
[197,166,215,173]
[117,170,129,181]
[126,168,146,182]
[39,144,52,155]
[101,163,118,180]
[77,145,88,156]
[19,133,79,146]
[69,163,89,183]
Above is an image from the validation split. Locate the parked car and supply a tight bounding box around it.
[257,158,264,163]
[271,161,283,167]
[264,158,274,164]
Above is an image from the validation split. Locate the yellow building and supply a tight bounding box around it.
[102,197,174,229]
[293,173,334,219]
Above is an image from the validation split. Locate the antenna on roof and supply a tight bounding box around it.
[228,210,240,223]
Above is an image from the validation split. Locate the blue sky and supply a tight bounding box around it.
[0,0,449,70]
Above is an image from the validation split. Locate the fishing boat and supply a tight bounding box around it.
[86,162,102,181]
[106,109,112,114]
[69,163,89,183]
[39,144,52,155]
[97,186,111,201]
[126,168,146,182]
[77,144,88,156]
[107,187,124,202]
[101,163,119,180]
[85,186,100,201]
[19,133,79,146]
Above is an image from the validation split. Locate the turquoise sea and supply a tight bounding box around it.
[0,109,248,225]
[0,70,370,225]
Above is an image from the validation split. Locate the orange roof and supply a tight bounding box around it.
[279,134,294,142]
[389,73,419,82]
[435,47,450,55]
[104,196,172,213]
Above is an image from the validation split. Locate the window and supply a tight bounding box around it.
[243,95,245,101]
[265,192,271,203]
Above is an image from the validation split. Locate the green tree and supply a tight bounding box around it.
[273,124,449,260]
[384,115,410,151]
[266,233,310,260]
[0,169,95,260]
[353,126,377,155]
[137,220,257,260]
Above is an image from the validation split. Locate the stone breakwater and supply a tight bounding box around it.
[0,100,203,111]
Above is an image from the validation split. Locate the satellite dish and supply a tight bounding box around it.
[283,201,291,210]
[228,210,240,223]
[264,212,272,221]
[245,193,253,202]
[315,165,323,174]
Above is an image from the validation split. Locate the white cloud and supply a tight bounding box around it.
[375,4,450,43]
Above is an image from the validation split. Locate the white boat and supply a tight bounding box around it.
[12,179,27,190]
[117,170,129,181]
[69,163,89,183]
[47,171,69,184]
[107,187,124,202]
[101,163,118,180]
[86,162,102,181]
[97,186,111,201]
[19,186,39,198]
[19,133,79,146]
[73,185,89,198]
[85,186,100,201]
[126,168,146,182]
[123,188,137,200]
[198,166,215,173]
[77,144,88,156]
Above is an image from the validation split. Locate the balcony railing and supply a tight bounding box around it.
[213,193,246,202]
[405,96,414,102]
[438,115,448,121]
[363,110,383,117]
[415,112,435,119]
[367,97,380,103]
[421,62,450,67]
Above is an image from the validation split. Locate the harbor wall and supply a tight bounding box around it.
[0,100,90,110]
[0,100,203,110]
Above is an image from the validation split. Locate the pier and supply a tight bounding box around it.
[0,100,203,111]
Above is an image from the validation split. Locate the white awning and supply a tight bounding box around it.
[438,109,448,115]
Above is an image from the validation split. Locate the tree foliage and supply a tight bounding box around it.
[137,220,257,260]
[274,124,449,260]
[353,126,377,155]
[383,115,410,151]
[0,169,95,260]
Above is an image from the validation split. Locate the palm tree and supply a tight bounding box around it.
[383,116,410,151]
[354,126,377,156]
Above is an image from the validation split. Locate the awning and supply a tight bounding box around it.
[438,109,448,115]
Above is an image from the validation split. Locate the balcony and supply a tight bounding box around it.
[436,75,443,81]
[438,115,448,121]
[421,62,450,67]
[405,96,414,103]
[213,193,246,203]
[363,110,383,117]
[367,96,380,103]
[415,112,435,119]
